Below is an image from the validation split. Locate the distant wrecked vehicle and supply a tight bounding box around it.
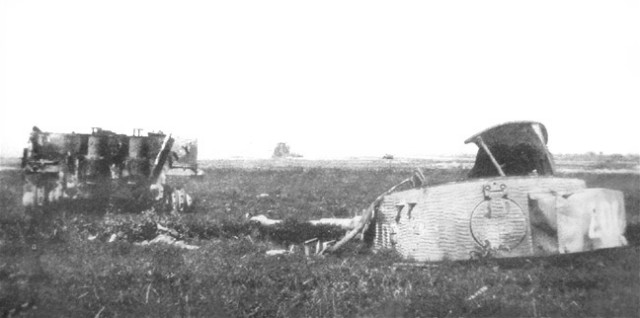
[329,121,628,261]
[21,126,199,213]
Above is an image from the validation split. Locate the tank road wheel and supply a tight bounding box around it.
[152,185,193,213]
[170,187,192,213]
[22,181,38,207]
[22,178,49,207]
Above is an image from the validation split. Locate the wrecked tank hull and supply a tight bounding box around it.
[372,176,627,261]
[336,121,629,261]
[21,127,199,213]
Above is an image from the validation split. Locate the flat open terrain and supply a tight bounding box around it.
[1,158,639,317]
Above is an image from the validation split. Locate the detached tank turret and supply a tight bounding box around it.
[21,126,199,213]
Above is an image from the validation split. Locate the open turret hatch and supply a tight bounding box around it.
[465,121,555,178]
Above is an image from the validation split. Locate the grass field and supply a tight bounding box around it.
[1,159,639,317]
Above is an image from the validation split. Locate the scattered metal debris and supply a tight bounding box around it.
[265,249,289,256]
[466,286,489,301]
[249,214,282,226]
[265,238,336,257]
[135,234,199,250]
[93,222,199,250]
[249,214,362,230]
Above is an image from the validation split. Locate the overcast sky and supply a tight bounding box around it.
[1,1,638,159]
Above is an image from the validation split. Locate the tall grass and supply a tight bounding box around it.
[1,165,639,317]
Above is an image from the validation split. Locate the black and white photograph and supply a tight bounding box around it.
[1,1,639,317]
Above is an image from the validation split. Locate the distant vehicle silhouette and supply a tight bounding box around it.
[272,142,302,158]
